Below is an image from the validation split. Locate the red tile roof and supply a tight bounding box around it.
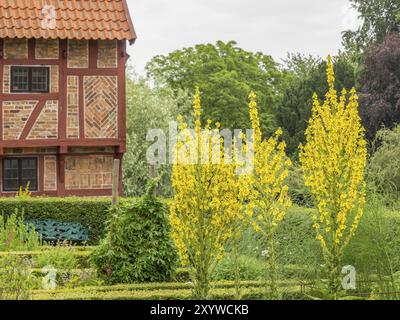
[0,0,137,43]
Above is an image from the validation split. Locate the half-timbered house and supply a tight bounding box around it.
[0,0,136,196]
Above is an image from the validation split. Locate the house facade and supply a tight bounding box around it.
[0,0,136,196]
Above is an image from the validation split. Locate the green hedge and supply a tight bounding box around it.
[32,281,303,300]
[0,197,135,244]
[33,287,268,300]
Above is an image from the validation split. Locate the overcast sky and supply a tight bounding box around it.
[126,0,361,75]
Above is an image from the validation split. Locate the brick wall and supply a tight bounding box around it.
[2,101,37,140]
[28,100,59,140]
[3,39,28,59]
[65,155,113,190]
[44,156,57,191]
[50,65,59,93]
[3,66,10,93]
[84,76,118,139]
[68,40,89,68]
[98,40,118,68]
[67,76,80,139]
[36,39,59,59]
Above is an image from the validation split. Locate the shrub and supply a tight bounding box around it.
[343,198,400,278]
[91,194,178,284]
[0,209,42,252]
[0,197,135,244]
[367,125,400,203]
[34,246,79,270]
[0,255,37,300]
[212,254,265,281]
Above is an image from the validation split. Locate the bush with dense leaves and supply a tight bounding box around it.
[367,125,400,202]
[91,194,178,284]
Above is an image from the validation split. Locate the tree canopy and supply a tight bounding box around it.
[343,0,400,51]
[146,40,285,135]
[359,33,400,141]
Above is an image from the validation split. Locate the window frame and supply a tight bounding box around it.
[10,66,50,93]
[2,157,38,192]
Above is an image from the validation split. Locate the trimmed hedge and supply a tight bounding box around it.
[0,197,135,244]
[32,281,304,300]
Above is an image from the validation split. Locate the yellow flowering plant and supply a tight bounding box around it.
[245,92,292,299]
[169,87,245,299]
[299,56,367,299]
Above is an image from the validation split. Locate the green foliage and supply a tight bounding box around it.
[237,206,321,268]
[124,71,190,197]
[343,197,400,278]
[0,247,93,269]
[342,0,400,51]
[146,40,285,135]
[91,195,178,284]
[277,53,357,157]
[0,255,37,300]
[34,246,80,270]
[367,125,400,202]
[213,254,265,281]
[286,164,313,207]
[0,209,42,252]
[0,197,135,244]
[32,282,276,300]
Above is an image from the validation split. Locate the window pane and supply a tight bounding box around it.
[21,158,37,191]
[4,159,18,170]
[21,158,36,170]
[31,68,49,92]
[4,179,19,191]
[11,67,29,92]
[3,158,38,192]
[3,159,19,191]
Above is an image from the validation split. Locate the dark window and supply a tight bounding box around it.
[3,158,38,192]
[11,67,49,93]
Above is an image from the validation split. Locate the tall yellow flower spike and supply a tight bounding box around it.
[299,56,367,298]
[170,88,245,300]
[246,91,291,299]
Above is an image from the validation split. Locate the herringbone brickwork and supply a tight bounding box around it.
[84,76,118,139]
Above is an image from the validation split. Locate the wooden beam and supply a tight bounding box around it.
[0,93,59,100]
[2,59,60,65]
[0,38,4,145]
[59,39,68,141]
[79,75,85,139]
[28,39,35,60]
[112,158,120,205]
[67,68,118,76]
[19,98,47,140]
